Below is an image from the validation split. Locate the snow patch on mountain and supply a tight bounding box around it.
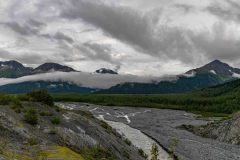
[232,73,240,78]
[48,84,57,88]
[0,64,7,67]
[95,68,118,74]
[210,70,217,75]
[182,71,196,78]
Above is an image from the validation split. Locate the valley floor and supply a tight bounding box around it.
[58,102,240,160]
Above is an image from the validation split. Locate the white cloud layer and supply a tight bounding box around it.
[0,72,177,89]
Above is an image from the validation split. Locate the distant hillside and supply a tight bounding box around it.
[0,81,98,94]
[196,78,240,97]
[99,73,226,94]
[100,60,239,94]
[0,60,33,78]
[54,78,240,114]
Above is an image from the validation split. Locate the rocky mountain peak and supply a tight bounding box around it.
[204,59,230,69]
[0,60,25,69]
[95,68,118,74]
[0,60,33,78]
[0,60,78,78]
[33,63,76,73]
[186,60,240,77]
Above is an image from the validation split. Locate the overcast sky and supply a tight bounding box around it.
[0,0,240,76]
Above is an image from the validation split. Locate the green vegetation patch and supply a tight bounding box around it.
[20,90,54,106]
[80,146,115,160]
[23,109,38,125]
[100,120,116,135]
[51,117,61,125]
[0,146,85,160]
[53,92,240,114]
[46,146,85,160]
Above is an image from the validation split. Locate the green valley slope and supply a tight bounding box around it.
[53,78,240,114]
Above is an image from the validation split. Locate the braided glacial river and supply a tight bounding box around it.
[57,102,240,160]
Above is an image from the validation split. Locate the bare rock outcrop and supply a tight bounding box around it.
[192,112,240,145]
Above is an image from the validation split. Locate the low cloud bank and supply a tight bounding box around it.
[0,72,177,89]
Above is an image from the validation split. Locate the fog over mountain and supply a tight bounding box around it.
[0,72,176,89]
[1,0,240,76]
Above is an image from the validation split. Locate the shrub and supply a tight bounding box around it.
[48,128,57,135]
[27,137,38,146]
[39,111,53,117]
[80,146,115,160]
[138,149,148,159]
[27,90,54,106]
[151,143,159,160]
[51,117,61,125]
[24,109,38,125]
[124,138,132,146]
[10,100,23,113]
[123,150,130,159]
[0,94,11,105]
[55,107,61,112]
[0,137,8,154]
[169,138,179,158]
[100,120,116,135]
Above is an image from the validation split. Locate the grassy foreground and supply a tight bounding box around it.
[1,146,85,160]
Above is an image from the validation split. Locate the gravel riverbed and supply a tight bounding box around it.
[57,103,240,160]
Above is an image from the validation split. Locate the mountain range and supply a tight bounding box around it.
[0,60,77,78]
[0,81,98,94]
[0,60,239,94]
[0,60,33,78]
[0,60,119,78]
[99,60,240,94]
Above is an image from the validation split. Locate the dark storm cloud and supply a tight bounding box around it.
[55,0,240,65]
[0,49,47,64]
[76,42,120,64]
[42,32,74,44]
[60,0,157,52]
[53,32,74,43]
[3,20,74,44]
[59,0,197,63]
[27,19,46,28]
[174,4,195,13]
[206,0,240,22]
[1,18,47,37]
[4,22,40,35]
[191,23,240,62]
[226,0,240,10]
